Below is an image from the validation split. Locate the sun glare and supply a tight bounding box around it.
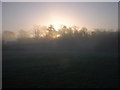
[53,24,60,31]
[47,13,73,31]
[57,34,61,38]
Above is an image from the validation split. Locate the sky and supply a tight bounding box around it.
[2,2,118,32]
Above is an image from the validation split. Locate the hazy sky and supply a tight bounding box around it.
[2,2,118,31]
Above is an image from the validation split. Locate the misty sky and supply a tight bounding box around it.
[2,2,118,31]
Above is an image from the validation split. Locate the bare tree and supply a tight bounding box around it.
[18,29,29,40]
[71,26,79,38]
[33,25,41,40]
[46,25,57,39]
[58,25,68,37]
[79,27,88,37]
[3,31,16,43]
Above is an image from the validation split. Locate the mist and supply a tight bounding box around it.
[3,25,118,54]
[2,25,118,88]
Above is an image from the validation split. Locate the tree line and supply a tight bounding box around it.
[2,25,118,54]
[2,25,112,42]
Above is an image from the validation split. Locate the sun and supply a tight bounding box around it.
[53,24,60,31]
[47,14,72,31]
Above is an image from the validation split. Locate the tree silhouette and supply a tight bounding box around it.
[18,29,29,40]
[79,27,88,37]
[3,31,16,43]
[33,25,41,40]
[46,25,57,39]
[58,25,68,37]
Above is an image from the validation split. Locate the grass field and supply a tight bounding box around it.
[3,50,118,88]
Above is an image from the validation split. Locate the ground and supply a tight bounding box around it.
[2,50,118,88]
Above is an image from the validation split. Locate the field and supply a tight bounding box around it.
[3,50,118,88]
[2,30,119,88]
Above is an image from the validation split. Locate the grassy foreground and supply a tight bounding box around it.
[3,51,118,88]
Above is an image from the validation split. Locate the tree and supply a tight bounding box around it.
[2,31,16,43]
[33,25,41,40]
[46,25,57,39]
[79,27,88,37]
[18,29,29,40]
[58,25,68,37]
[71,26,79,37]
